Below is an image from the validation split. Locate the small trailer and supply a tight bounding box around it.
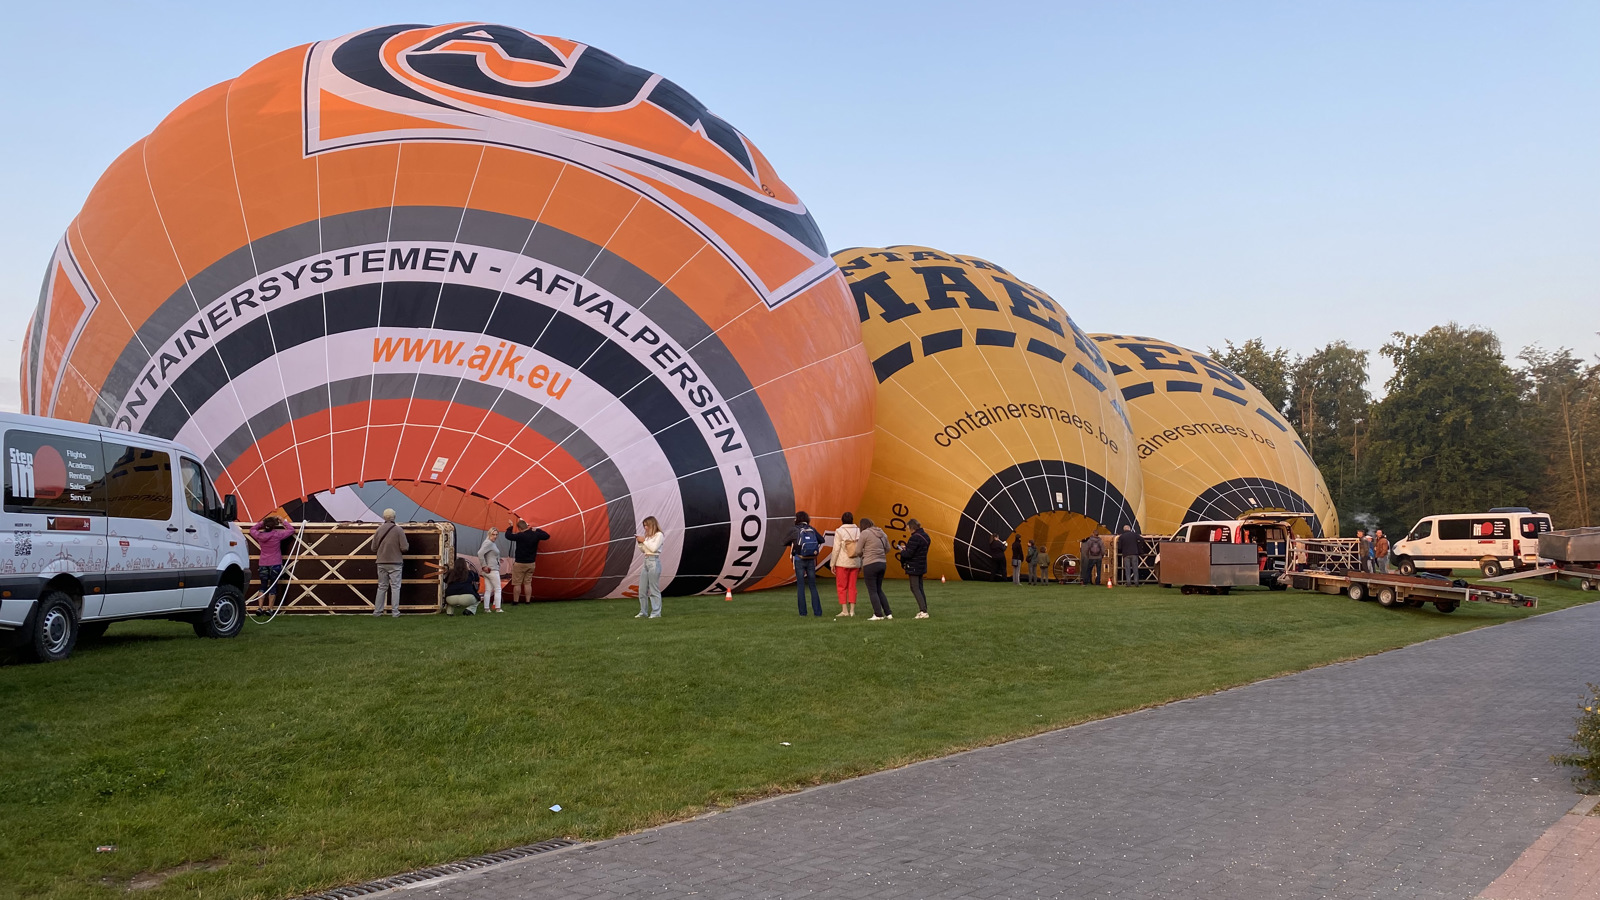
[1157,541,1261,594]
[1287,569,1537,613]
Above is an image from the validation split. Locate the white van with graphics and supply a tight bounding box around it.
[0,412,248,662]
[1391,509,1552,578]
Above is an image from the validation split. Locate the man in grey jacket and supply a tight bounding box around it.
[373,509,409,617]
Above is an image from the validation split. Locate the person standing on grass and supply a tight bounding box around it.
[1364,530,1377,572]
[505,516,551,605]
[1352,529,1367,572]
[1027,540,1044,585]
[1083,532,1105,586]
[1119,524,1142,587]
[1011,534,1024,585]
[898,518,932,618]
[373,509,408,617]
[1374,529,1391,574]
[859,517,893,620]
[987,533,1008,581]
[249,515,295,613]
[784,511,825,617]
[478,527,503,613]
[442,558,481,615]
[635,516,665,618]
[831,512,863,617]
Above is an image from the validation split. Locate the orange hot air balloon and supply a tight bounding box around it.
[21,23,874,598]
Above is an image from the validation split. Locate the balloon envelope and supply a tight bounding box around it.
[837,247,1143,580]
[1089,334,1337,537]
[21,23,874,598]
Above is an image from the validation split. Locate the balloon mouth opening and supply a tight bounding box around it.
[282,479,514,529]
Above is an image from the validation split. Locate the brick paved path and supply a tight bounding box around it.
[419,603,1600,899]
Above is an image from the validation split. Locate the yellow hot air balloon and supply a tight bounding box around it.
[837,247,1143,581]
[1089,334,1337,537]
[20,23,875,599]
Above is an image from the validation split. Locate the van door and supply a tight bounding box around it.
[2,427,108,619]
[177,457,223,608]
[100,439,185,615]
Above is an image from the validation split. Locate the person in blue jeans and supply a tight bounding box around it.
[783,511,824,616]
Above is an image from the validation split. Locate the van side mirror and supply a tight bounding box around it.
[222,494,238,522]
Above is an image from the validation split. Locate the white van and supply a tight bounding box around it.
[0,412,249,662]
[1391,509,1552,578]
[1169,513,1311,589]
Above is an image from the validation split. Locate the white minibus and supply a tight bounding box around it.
[0,412,249,661]
[1391,509,1552,578]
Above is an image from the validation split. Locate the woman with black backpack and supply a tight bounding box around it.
[784,511,825,617]
[898,518,932,619]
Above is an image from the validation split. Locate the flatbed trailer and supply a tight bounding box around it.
[1478,562,1600,591]
[1287,569,1538,613]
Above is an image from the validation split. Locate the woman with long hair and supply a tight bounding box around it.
[442,557,482,615]
[248,514,295,613]
[478,526,503,613]
[636,516,665,618]
[899,518,932,618]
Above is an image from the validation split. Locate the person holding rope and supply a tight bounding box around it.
[249,515,295,613]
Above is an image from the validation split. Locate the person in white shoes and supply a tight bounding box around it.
[858,517,893,620]
[478,527,504,612]
[831,512,863,617]
[635,516,665,618]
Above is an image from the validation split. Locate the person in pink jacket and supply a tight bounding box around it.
[248,516,295,613]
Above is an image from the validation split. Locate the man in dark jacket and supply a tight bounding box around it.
[1082,533,1105,585]
[506,516,551,605]
[1011,535,1024,585]
[899,519,932,618]
[988,534,1008,581]
[782,511,824,616]
[1119,524,1143,586]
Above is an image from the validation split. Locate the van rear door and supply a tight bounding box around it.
[100,438,185,615]
[2,427,108,620]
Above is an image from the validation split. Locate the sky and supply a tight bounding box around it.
[1,0,1595,412]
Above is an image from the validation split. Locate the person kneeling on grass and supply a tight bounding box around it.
[442,559,481,615]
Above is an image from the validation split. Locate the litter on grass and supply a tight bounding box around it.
[550,805,562,812]
[95,846,116,853]
[780,742,791,746]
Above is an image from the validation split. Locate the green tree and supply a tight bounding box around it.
[1210,338,1292,413]
[1517,346,1599,527]
[1368,324,1529,530]
[1287,341,1373,531]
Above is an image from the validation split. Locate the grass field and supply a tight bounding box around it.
[2,576,1591,900]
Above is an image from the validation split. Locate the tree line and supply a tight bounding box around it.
[1211,325,1598,536]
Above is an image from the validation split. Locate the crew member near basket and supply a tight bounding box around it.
[505,516,551,605]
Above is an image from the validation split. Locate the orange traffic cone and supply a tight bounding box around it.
[724,589,733,601]
[940,575,946,583]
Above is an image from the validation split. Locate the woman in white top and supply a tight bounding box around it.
[635,516,665,618]
[478,527,503,612]
[830,511,863,617]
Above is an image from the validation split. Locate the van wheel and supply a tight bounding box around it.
[194,586,244,639]
[26,591,79,662]
[1348,582,1367,602]
[79,621,109,641]
[1397,557,1416,576]
[1481,560,1504,578]
[1377,587,1398,608]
